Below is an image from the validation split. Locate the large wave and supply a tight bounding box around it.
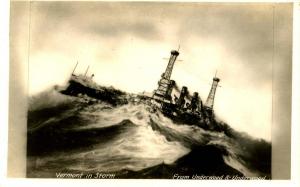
[27,89,271,179]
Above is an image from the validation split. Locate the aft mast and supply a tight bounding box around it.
[205,71,221,113]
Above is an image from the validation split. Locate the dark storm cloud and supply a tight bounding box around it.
[30,2,292,87]
[31,1,162,41]
[88,21,160,40]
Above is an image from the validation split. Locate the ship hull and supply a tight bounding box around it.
[60,78,128,106]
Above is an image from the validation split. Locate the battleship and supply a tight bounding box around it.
[29,49,271,179]
[60,49,223,131]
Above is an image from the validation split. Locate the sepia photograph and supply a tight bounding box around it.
[6,0,296,181]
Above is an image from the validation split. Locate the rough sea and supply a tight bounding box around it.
[27,88,271,179]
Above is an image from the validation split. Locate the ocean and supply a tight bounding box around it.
[26,88,271,179]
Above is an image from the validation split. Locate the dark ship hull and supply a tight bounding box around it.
[60,75,128,106]
[158,102,226,132]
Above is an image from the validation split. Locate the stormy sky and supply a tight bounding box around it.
[13,2,292,140]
